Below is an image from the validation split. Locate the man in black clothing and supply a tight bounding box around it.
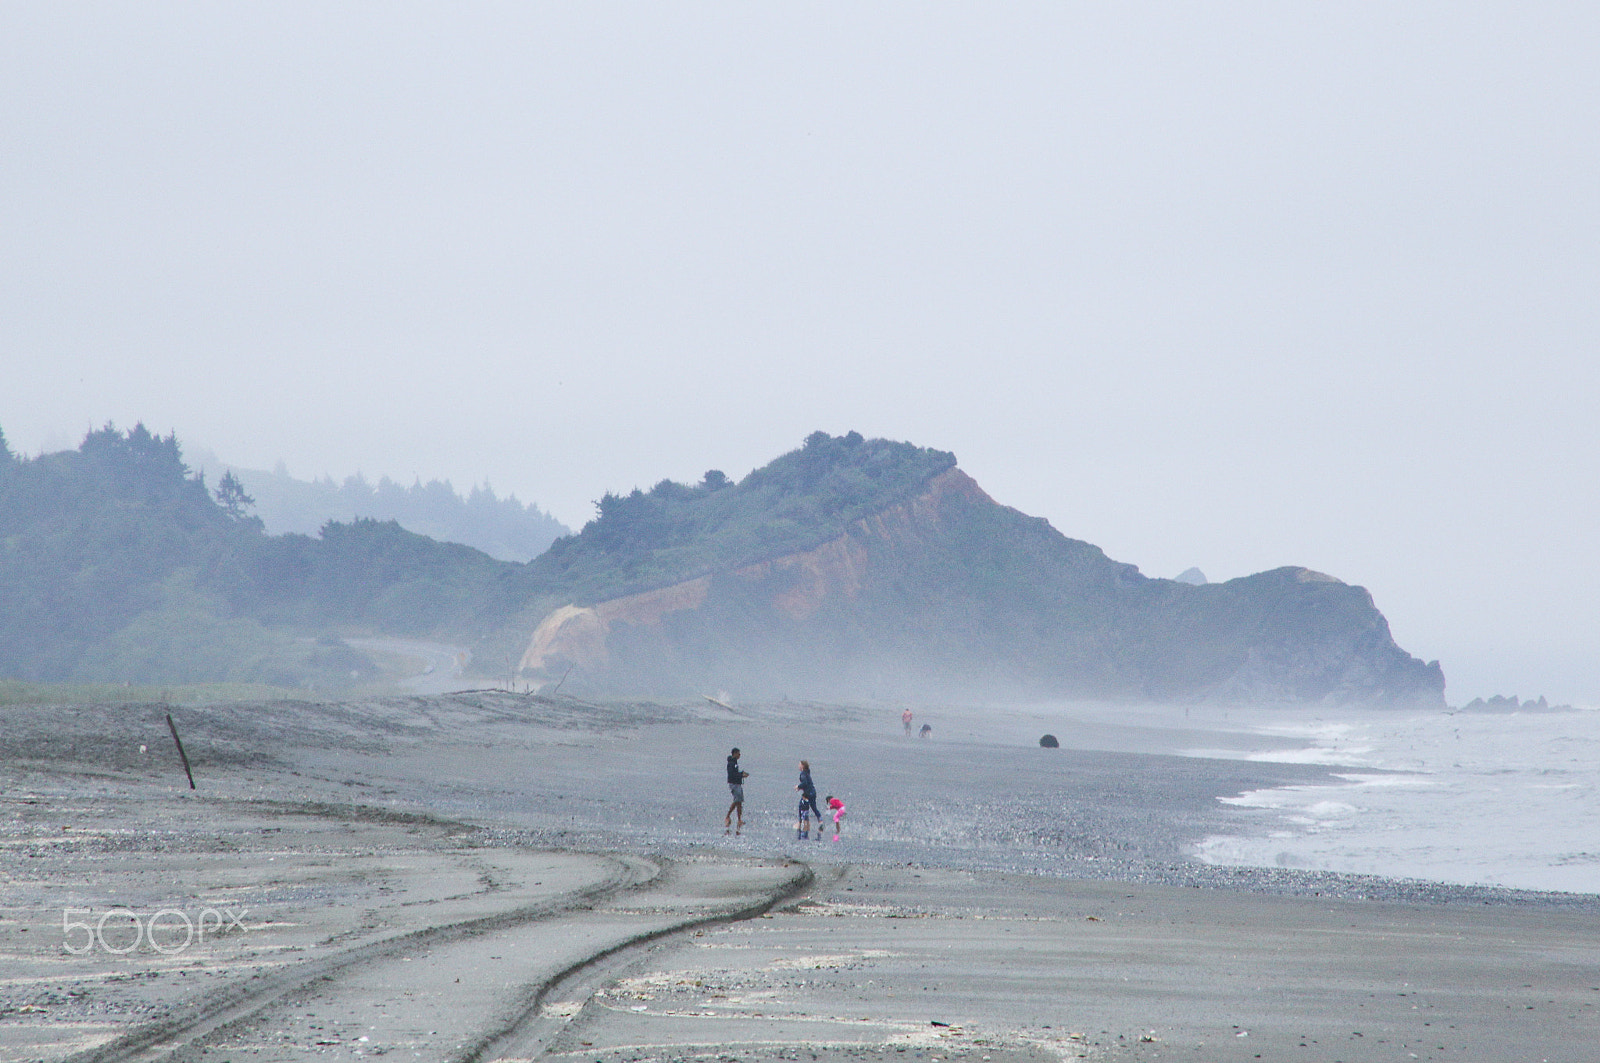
[724,747,749,834]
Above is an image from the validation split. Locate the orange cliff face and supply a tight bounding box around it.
[517,467,993,675]
[518,580,711,672]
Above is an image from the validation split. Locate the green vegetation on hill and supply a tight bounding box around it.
[241,517,507,635]
[519,431,956,604]
[0,424,509,686]
[0,424,249,679]
[208,459,568,562]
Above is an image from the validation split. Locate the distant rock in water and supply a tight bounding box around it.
[1039,734,1060,748]
[1175,567,1208,585]
[507,431,1447,709]
[1459,694,1568,713]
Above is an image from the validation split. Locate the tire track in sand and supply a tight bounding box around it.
[66,849,814,1063]
[458,858,817,1063]
[59,837,659,1063]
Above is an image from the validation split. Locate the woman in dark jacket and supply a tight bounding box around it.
[796,760,823,840]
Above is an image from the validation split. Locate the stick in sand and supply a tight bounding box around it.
[166,712,196,790]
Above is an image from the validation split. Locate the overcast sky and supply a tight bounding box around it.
[3,4,1596,705]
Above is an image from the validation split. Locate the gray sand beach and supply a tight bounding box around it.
[2,692,1596,1062]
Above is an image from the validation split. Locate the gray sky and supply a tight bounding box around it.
[4,4,1596,705]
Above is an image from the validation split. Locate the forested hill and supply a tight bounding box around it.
[0,424,509,687]
[204,458,568,562]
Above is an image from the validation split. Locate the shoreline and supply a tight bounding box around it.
[8,690,1600,908]
[4,692,1598,1061]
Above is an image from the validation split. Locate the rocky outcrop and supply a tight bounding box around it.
[517,446,1444,709]
[1458,694,1569,713]
[1178,568,1444,707]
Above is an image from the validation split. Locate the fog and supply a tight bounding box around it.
[3,4,1596,704]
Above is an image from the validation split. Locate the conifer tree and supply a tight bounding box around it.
[215,469,255,519]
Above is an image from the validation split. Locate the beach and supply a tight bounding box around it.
[2,692,1597,1062]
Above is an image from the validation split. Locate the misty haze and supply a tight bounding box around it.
[3,6,1597,1063]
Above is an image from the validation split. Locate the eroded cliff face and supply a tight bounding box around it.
[520,578,710,672]
[519,468,989,673]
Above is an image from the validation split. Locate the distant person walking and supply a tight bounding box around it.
[826,794,846,840]
[796,760,823,840]
[902,708,914,735]
[724,748,749,835]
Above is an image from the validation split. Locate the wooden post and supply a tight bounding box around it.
[166,712,196,790]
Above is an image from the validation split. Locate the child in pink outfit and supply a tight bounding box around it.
[826,794,845,840]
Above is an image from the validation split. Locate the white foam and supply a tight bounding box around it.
[1195,707,1600,894]
[1243,746,1375,766]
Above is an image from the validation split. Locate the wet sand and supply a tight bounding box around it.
[2,692,1597,1062]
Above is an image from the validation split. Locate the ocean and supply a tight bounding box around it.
[1189,704,1600,894]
